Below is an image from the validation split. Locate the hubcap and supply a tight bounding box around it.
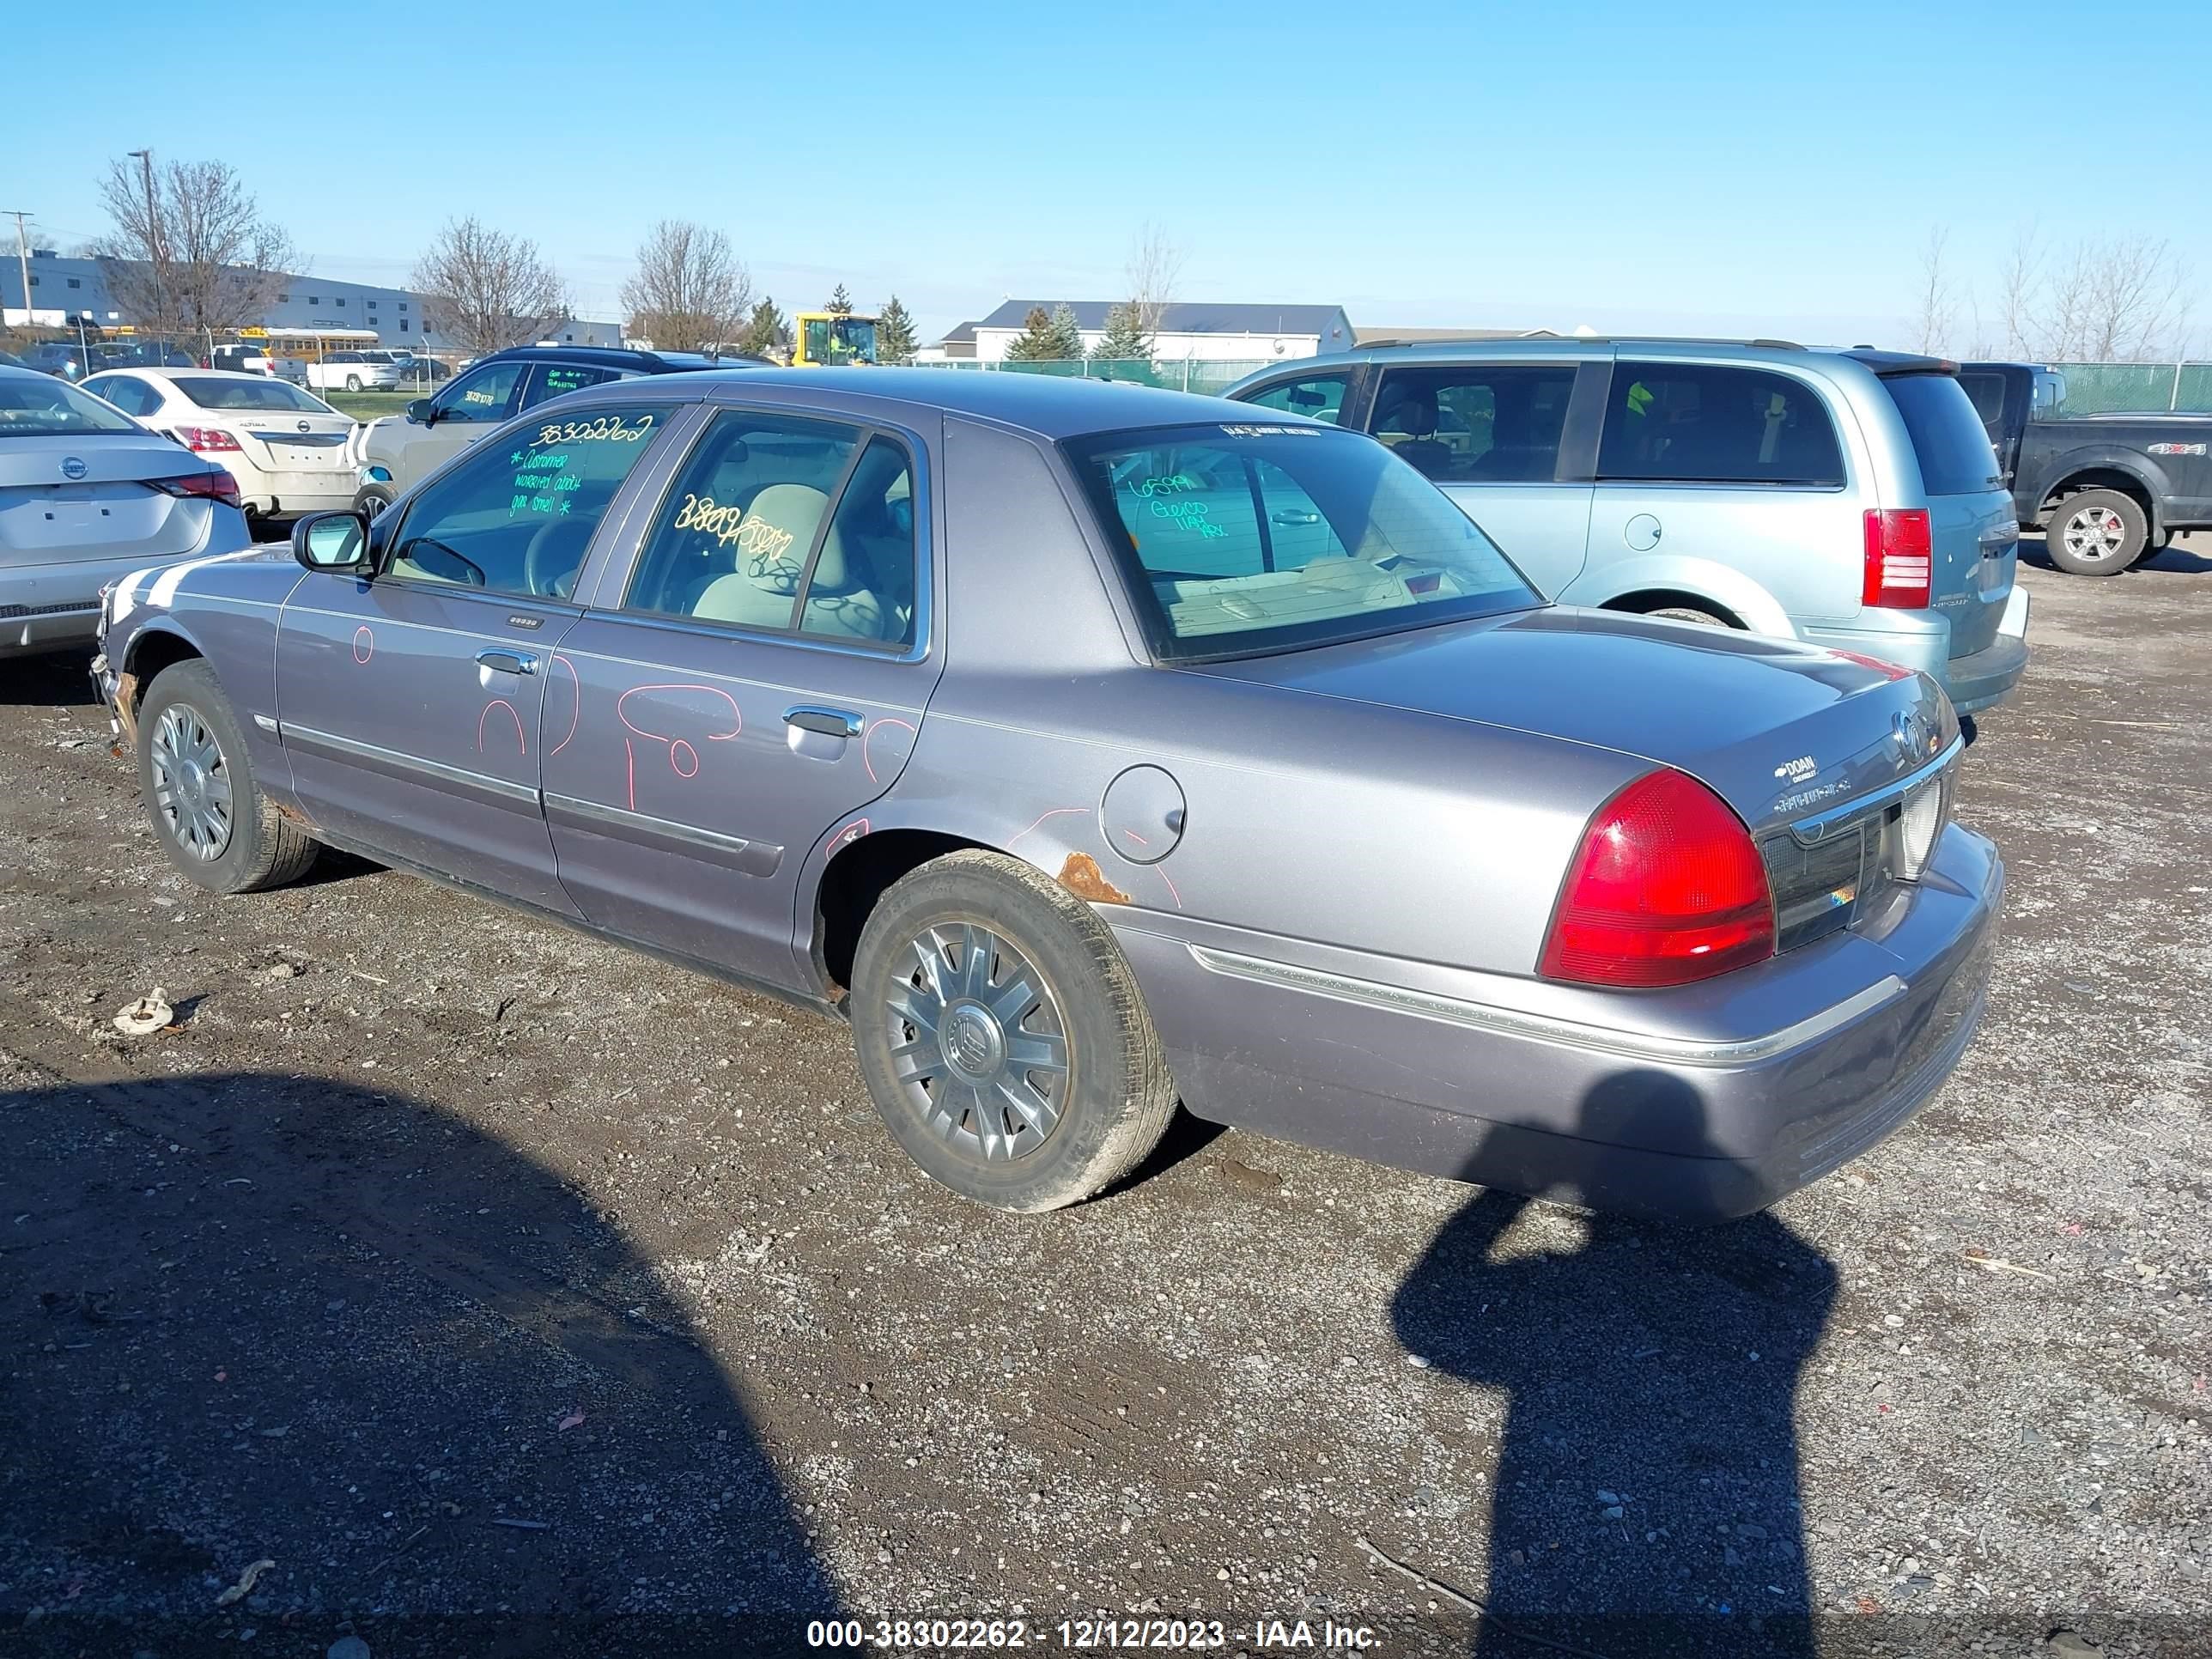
[884,921,1069,1163]
[150,702,234,860]
[2062,506,2127,562]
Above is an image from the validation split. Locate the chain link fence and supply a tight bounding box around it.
[2047,362,2212,416]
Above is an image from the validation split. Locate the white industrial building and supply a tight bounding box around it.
[937,300,1354,363]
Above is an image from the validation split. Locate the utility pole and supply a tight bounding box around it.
[3,210,32,332]
[126,149,161,340]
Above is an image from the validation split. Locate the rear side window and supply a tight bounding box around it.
[1600,364,1844,487]
[1883,374,2002,495]
[1371,366,1577,483]
[523,362,622,410]
[624,410,919,647]
[1242,374,1349,425]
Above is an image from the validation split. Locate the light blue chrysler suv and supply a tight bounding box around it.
[1228,338,2030,714]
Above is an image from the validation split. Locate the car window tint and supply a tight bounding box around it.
[801,436,919,647]
[433,362,523,424]
[1599,364,1843,486]
[1243,374,1349,425]
[623,410,864,635]
[1372,366,1576,483]
[1882,373,2002,496]
[171,376,331,413]
[521,363,621,410]
[387,404,673,599]
[1066,422,1536,659]
[1954,371,2007,430]
[86,375,151,416]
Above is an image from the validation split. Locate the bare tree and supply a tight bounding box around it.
[412,217,567,360]
[94,155,293,349]
[620,221,752,353]
[1911,227,1957,356]
[1127,222,1186,343]
[1997,226,2042,358]
[2029,234,2194,362]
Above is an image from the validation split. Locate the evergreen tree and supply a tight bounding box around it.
[1091,300,1151,363]
[1044,302,1085,361]
[875,295,919,366]
[824,284,854,316]
[736,295,790,360]
[1002,306,1061,362]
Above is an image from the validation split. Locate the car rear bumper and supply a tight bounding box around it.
[1110,825,2002,1224]
[1802,586,2030,715]
[0,601,101,658]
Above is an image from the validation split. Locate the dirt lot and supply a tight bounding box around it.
[1,540,2206,1659]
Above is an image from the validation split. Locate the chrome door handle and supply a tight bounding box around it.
[784,705,862,738]
[477,649,538,675]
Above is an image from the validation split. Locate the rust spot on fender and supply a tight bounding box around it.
[274,800,320,831]
[112,671,141,750]
[1057,851,1131,906]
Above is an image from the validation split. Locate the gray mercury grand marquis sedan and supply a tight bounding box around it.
[94,371,2001,1222]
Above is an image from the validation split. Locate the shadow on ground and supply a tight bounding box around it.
[1391,1099,1836,1657]
[0,1068,840,1656]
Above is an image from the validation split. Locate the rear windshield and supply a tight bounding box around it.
[1064,422,1539,661]
[1884,373,2002,495]
[0,374,139,435]
[173,375,332,413]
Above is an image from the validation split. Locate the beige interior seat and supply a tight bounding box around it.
[692,483,886,638]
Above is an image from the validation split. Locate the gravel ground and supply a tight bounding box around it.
[0,538,2205,1659]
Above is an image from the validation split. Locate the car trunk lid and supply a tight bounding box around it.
[0,434,215,564]
[1188,604,1955,842]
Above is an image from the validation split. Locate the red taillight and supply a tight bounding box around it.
[1863,508,1933,609]
[151,469,244,509]
[175,426,243,453]
[1540,769,1776,988]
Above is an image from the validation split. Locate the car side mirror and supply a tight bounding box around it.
[292,510,374,576]
[408,398,435,425]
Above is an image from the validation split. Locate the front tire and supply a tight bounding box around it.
[137,659,319,895]
[2047,489,2147,575]
[353,483,395,521]
[849,849,1177,1212]
[343,374,362,392]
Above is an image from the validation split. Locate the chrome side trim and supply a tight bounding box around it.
[543,790,783,877]
[1789,735,1963,847]
[252,713,278,733]
[283,722,541,811]
[1186,944,1906,1067]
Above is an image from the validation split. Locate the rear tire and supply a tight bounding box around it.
[2046,489,2147,575]
[343,374,362,392]
[1644,604,1734,627]
[137,660,319,895]
[352,483,395,522]
[849,849,1177,1212]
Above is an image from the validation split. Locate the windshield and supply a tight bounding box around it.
[172,375,335,414]
[805,317,878,364]
[1065,421,1540,660]
[0,373,141,435]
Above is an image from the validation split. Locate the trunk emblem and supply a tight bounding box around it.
[297,420,312,433]
[1892,709,1932,757]
[59,456,88,481]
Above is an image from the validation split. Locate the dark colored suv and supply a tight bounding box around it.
[349,345,769,518]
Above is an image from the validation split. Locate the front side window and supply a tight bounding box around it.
[0,374,141,434]
[520,362,620,410]
[433,362,523,423]
[1371,365,1577,483]
[624,411,915,647]
[386,404,673,599]
[1242,374,1349,425]
[1065,422,1538,659]
[1598,363,1844,487]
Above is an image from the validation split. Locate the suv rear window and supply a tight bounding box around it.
[1883,373,2001,495]
[1599,364,1844,487]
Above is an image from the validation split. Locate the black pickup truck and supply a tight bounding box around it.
[1958,362,2212,574]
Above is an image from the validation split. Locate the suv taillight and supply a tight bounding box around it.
[1540,769,1776,988]
[1863,508,1933,608]
[152,469,243,509]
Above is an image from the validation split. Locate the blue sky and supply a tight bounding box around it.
[11,0,2209,348]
